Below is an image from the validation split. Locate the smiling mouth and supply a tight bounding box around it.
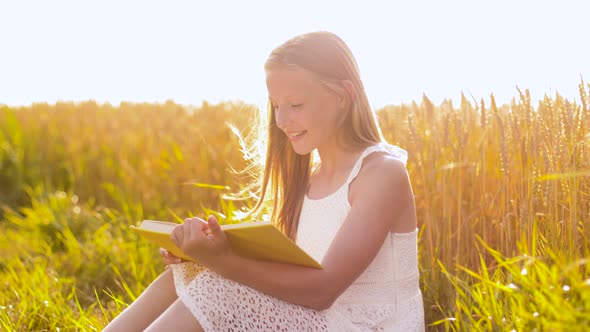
[288,130,307,138]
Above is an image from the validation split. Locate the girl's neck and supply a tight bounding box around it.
[315,144,365,177]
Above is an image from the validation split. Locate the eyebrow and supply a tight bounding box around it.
[270,95,299,99]
[269,95,303,103]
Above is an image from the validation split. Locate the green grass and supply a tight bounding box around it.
[1,85,589,330]
[0,189,159,331]
[435,233,590,331]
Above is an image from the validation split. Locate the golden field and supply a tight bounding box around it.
[1,84,589,331]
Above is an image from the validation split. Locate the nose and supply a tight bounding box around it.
[274,105,290,130]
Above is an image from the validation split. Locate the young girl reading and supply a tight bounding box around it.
[104,31,425,331]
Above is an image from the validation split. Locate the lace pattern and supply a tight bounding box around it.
[173,264,329,331]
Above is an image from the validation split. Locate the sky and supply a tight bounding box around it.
[0,0,588,110]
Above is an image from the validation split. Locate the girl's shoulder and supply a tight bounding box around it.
[360,148,408,182]
[369,142,408,166]
[349,143,411,203]
[353,142,408,178]
[349,143,416,232]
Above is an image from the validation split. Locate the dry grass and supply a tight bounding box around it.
[1,82,589,330]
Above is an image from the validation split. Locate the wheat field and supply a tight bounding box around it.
[1,83,589,331]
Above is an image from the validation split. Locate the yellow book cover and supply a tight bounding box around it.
[130,220,323,269]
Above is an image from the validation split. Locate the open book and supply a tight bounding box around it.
[131,220,322,269]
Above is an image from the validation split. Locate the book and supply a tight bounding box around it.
[130,220,322,269]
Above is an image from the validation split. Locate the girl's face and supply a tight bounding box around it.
[266,68,344,155]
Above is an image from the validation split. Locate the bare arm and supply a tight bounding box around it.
[178,155,417,310]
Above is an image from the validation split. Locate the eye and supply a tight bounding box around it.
[272,103,303,111]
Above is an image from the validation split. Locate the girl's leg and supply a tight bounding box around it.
[144,299,205,332]
[103,268,178,332]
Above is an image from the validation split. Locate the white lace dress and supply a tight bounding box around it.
[171,143,425,331]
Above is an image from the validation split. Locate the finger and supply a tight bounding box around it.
[164,256,181,265]
[185,219,195,241]
[207,215,224,238]
[171,224,183,246]
[191,218,208,239]
[190,216,209,232]
[184,218,196,240]
[160,248,172,257]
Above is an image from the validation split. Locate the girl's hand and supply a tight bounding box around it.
[159,247,182,269]
[170,215,229,264]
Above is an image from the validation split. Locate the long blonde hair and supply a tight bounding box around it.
[247,31,383,240]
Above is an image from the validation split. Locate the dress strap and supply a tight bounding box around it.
[344,142,408,185]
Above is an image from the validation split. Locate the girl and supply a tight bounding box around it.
[104,31,425,331]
